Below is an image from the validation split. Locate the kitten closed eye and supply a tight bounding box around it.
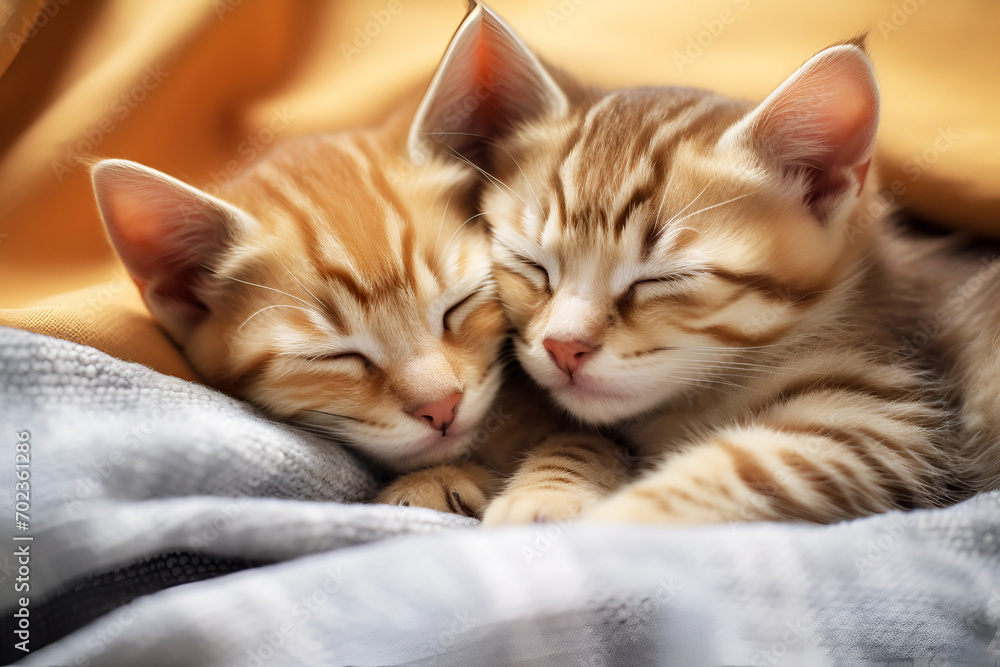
[443,289,485,332]
[512,255,550,291]
[622,274,699,301]
[311,353,374,370]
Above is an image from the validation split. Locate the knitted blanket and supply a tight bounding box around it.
[1,326,997,666]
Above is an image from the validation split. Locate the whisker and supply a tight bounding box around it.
[442,211,491,257]
[431,130,545,214]
[287,423,336,436]
[303,408,361,423]
[286,419,338,432]
[657,175,717,232]
[652,367,764,382]
[206,265,318,310]
[666,363,775,375]
[670,343,786,352]
[647,372,748,393]
[265,249,325,310]
[669,192,757,229]
[666,356,783,370]
[440,143,528,210]
[237,304,319,333]
[435,191,455,254]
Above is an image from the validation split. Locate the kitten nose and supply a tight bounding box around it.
[543,338,593,376]
[414,392,462,434]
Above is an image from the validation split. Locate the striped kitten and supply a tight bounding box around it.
[422,3,998,525]
[91,106,512,477]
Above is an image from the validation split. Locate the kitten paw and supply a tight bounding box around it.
[585,488,724,524]
[585,491,667,523]
[481,489,589,526]
[375,465,488,519]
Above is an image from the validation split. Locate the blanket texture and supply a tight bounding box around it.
[2,326,999,666]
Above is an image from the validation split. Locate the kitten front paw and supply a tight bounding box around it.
[481,489,590,526]
[375,465,488,519]
[585,487,725,524]
[585,491,668,524]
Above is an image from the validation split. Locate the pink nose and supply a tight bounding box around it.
[414,392,462,433]
[543,338,593,376]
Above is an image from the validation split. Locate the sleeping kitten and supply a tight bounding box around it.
[91,106,512,477]
[417,2,997,525]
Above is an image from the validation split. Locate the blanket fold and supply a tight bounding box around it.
[2,326,998,666]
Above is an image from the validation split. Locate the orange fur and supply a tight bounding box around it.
[415,4,998,526]
[92,105,511,473]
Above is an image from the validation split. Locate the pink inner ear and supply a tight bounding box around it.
[106,188,220,282]
[93,160,240,338]
[750,46,879,219]
[409,2,566,166]
[108,194,187,277]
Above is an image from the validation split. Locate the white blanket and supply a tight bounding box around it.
[1,326,997,666]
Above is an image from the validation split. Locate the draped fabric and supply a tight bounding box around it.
[0,0,998,378]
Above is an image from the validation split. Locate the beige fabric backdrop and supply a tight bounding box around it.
[1,0,997,379]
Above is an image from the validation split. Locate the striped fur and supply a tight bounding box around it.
[92,107,510,473]
[482,432,633,522]
[416,4,997,525]
[485,76,958,524]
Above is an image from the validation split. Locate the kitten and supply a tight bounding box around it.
[418,2,997,525]
[91,105,512,478]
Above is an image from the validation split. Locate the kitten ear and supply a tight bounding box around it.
[91,159,258,345]
[723,43,879,223]
[408,0,568,166]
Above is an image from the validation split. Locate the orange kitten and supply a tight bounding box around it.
[91,106,509,474]
[415,3,994,525]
